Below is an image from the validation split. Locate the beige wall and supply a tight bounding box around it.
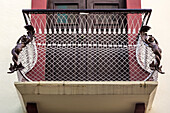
[142,0,170,113]
[0,0,169,113]
[0,1,31,113]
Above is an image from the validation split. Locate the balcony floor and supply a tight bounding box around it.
[15,81,158,113]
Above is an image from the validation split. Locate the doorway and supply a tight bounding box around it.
[47,0,126,9]
[45,0,129,81]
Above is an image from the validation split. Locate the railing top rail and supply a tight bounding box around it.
[22,9,152,14]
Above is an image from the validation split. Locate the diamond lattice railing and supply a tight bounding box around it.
[17,9,157,81]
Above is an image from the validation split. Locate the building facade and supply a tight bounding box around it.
[0,0,169,113]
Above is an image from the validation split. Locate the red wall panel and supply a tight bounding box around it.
[26,0,47,81]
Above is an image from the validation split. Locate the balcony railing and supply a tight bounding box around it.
[9,9,162,81]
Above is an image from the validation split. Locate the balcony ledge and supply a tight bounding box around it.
[15,81,158,113]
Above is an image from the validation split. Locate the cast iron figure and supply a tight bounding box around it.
[8,25,35,73]
[140,26,164,74]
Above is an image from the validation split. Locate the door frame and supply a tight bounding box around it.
[31,0,141,9]
[47,0,86,9]
[87,0,126,9]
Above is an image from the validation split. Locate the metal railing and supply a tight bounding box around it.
[8,9,164,81]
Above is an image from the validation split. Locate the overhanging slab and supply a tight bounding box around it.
[15,81,158,113]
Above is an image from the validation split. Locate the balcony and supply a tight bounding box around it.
[10,9,160,113]
[16,9,158,82]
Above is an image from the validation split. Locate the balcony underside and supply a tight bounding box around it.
[15,81,157,113]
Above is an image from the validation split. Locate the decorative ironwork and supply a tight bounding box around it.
[8,9,161,81]
[8,25,35,73]
[140,26,164,74]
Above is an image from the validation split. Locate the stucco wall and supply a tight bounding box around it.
[142,0,170,113]
[0,1,31,113]
[0,0,170,113]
